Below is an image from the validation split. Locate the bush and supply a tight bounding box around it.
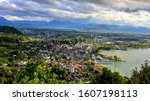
[92,68,127,84]
[130,63,150,84]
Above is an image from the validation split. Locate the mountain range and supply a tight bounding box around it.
[0,17,150,33]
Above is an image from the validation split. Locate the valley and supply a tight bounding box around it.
[0,26,150,84]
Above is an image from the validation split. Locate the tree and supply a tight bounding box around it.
[92,68,126,84]
[51,67,68,80]
[131,63,150,84]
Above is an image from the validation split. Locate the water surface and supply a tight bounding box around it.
[101,48,150,77]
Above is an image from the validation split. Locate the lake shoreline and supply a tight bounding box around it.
[100,48,150,77]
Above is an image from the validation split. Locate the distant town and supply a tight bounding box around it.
[0,26,150,84]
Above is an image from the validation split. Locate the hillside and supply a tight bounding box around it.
[0,25,23,35]
[0,26,29,44]
[0,26,31,66]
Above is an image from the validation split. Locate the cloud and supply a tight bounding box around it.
[90,10,150,27]
[31,0,59,6]
[46,8,89,18]
[70,0,150,11]
[0,0,17,10]
[4,15,23,20]
[31,0,100,13]
[0,0,150,28]
[4,15,54,22]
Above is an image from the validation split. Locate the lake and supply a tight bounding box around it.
[100,48,150,77]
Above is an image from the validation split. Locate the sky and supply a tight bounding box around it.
[0,0,150,28]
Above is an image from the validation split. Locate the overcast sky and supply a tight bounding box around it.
[0,0,150,28]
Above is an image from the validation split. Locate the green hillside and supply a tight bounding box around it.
[0,26,31,65]
[0,26,23,35]
[0,26,29,43]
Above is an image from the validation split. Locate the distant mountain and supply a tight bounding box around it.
[0,17,10,25]
[80,24,150,33]
[0,25,23,35]
[0,16,150,33]
[0,17,85,28]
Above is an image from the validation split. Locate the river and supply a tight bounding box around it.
[100,48,150,77]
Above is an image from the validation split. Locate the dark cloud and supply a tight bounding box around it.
[29,0,150,13]
[0,0,150,28]
[70,0,150,11]
[30,0,97,13]
[31,0,59,5]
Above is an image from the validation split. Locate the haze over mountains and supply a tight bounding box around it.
[0,17,150,33]
[1,0,150,33]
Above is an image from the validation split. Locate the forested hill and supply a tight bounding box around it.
[0,26,29,43]
[0,26,23,35]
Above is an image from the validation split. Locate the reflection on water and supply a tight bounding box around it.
[100,48,150,77]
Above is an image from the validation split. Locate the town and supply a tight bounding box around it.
[0,26,150,84]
